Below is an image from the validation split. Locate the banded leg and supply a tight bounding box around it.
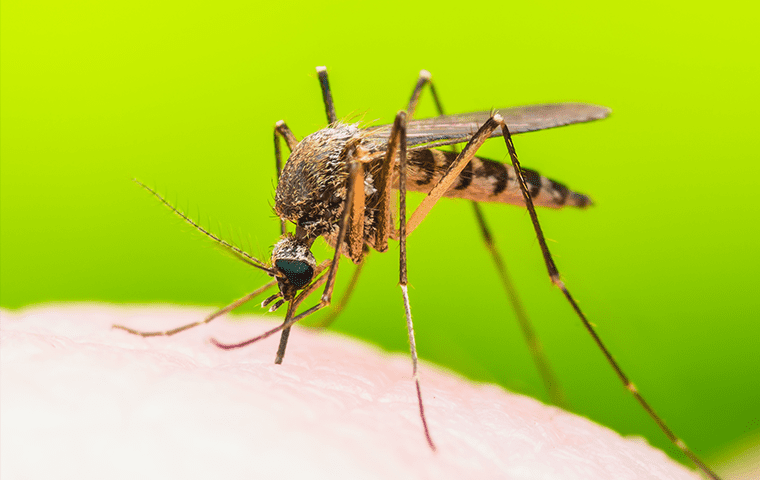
[406,70,566,406]
[495,118,722,480]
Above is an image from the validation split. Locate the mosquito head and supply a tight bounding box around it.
[271,235,316,296]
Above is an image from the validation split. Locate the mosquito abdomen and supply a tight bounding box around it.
[403,149,592,209]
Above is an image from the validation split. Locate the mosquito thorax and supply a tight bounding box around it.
[271,235,317,295]
[274,123,362,238]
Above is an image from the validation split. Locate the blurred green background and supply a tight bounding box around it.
[2,0,758,472]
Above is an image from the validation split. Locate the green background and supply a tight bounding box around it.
[2,0,758,471]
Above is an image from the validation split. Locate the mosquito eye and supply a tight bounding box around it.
[275,259,314,289]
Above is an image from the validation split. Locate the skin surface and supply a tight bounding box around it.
[0,305,705,480]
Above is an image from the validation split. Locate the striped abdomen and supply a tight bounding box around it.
[402,149,592,209]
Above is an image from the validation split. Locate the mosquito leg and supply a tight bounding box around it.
[392,110,436,451]
[494,118,722,480]
[316,66,337,124]
[373,108,402,251]
[346,161,366,263]
[346,104,436,445]
[274,325,291,363]
[272,120,301,352]
[113,280,278,337]
[274,301,296,364]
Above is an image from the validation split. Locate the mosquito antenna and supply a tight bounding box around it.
[133,179,272,273]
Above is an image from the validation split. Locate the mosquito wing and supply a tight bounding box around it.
[364,103,611,150]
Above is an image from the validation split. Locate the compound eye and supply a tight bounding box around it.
[272,234,317,290]
[274,259,314,289]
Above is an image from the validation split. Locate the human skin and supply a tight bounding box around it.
[1,305,704,480]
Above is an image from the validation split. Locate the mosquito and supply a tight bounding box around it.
[114,67,722,479]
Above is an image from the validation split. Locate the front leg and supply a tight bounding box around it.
[272,119,300,355]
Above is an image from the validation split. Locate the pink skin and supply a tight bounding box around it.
[1,305,703,479]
